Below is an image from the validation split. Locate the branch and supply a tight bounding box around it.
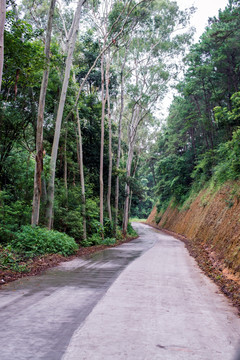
[56,0,68,39]
[63,0,152,123]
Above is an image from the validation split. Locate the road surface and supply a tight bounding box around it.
[0,223,240,359]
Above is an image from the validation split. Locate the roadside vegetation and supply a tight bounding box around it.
[1,0,239,279]
[136,1,240,216]
[0,0,193,274]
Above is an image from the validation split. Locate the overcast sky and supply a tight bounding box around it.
[177,0,229,41]
[157,0,230,119]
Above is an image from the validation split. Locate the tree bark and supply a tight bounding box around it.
[45,0,86,229]
[64,127,68,206]
[106,50,112,222]
[122,105,140,234]
[128,154,139,218]
[114,48,128,234]
[31,0,56,226]
[99,47,106,227]
[76,111,87,241]
[0,0,5,92]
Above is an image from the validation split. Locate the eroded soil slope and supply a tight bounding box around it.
[147,182,240,310]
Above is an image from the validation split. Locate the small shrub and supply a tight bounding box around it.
[154,214,162,224]
[92,220,104,237]
[80,239,93,247]
[87,233,103,246]
[103,218,114,238]
[127,223,138,237]
[115,227,123,240]
[0,245,28,272]
[102,237,116,245]
[0,191,31,244]
[11,226,78,257]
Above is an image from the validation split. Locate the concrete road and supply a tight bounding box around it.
[0,223,240,360]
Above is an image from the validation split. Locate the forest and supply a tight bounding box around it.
[0,0,239,270]
[137,0,240,217]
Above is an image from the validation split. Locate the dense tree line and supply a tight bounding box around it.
[0,0,192,264]
[139,0,240,216]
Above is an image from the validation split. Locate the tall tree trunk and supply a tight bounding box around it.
[0,0,5,92]
[31,0,56,226]
[114,50,128,234]
[64,127,68,207]
[122,146,134,235]
[45,0,86,229]
[99,47,106,227]
[122,105,140,234]
[64,129,68,190]
[106,50,112,222]
[128,153,139,218]
[76,111,87,241]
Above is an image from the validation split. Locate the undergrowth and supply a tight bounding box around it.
[11,225,78,258]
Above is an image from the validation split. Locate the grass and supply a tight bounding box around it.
[129,218,147,223]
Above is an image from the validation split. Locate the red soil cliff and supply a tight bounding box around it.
[147,182,240,276]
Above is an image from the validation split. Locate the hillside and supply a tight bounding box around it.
[147,181,240,307]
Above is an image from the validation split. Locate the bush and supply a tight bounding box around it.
[0,191,31,244]
[213,128,240,184]
[83,233,103,246]
[115,227,123,240]
[0,245,27,272]
[11,226,78,257]
[53,185,84,240]
[102,237,116,245]
[127,223,138,237]
[103,218,114,238]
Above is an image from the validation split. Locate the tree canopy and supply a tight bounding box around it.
[1,0,239,263]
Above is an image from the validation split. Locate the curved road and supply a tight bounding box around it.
[0,223,240,359]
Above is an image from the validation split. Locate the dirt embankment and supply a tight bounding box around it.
[147,182,240,310]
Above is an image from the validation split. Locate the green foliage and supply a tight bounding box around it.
[3,11,45,92]
[0,191,32,244]
[127,223,137,237]
[213,128,240,184]
[154,214,162,224]
[53,185,84,240]
[115,227,123,240]
[2,0,239,265]
[11,226,78,257]
[191,150,216,189]
[143,2,240,213]
[102,237,116,245]
[103,218,115,238]
[82,233,102,247]
[214,92,240,130]
[0,245,28,272]
[155,154,193,204]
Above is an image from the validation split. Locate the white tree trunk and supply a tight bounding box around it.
[64,128,68,194]
[0,0,6,92]
[99,48,106,227]
[114,49,128,234]
[122,146,134,234]
[46,0,86,229]
[122,105,140,234]
[106,50,112,222]
[31,0,56,226]
[76,111,87,241]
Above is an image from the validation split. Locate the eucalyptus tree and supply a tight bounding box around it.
[31,0,56,226]
[45,0,87,229]
[80,0,154,228]
[76,109,87,240]
[143,0,240,213]
[114,44,130,234]
[120,0,194,233]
